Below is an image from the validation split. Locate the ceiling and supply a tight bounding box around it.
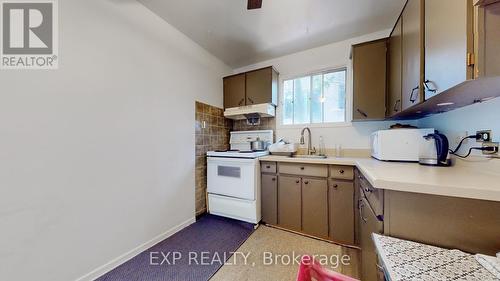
[138,0,406,68]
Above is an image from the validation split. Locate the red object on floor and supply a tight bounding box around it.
[297,255,360,281]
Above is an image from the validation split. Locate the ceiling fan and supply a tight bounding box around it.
[247,0,263,10]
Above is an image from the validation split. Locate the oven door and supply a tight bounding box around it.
[207,157,259,200]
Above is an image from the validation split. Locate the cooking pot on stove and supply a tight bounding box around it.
[250,137,268,151]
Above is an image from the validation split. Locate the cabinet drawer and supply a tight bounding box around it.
[261,162,277,174]
[358,173,384,217]
[329,165,354,180]
[279,163,328,178]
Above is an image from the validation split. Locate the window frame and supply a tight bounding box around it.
[278,66,350,128]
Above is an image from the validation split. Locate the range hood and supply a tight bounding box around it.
[224,103,275,120]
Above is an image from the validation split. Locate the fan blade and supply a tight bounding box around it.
[247,0,262,10]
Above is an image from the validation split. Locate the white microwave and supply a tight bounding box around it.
[371,128,435,162]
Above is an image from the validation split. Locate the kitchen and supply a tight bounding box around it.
[2,0,500,281]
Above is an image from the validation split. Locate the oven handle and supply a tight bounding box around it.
[207,157,259,164]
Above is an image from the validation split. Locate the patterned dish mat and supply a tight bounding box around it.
[372,234,499,281]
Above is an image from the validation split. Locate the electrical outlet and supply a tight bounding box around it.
[476,130,492,142]
[482,142,499,155]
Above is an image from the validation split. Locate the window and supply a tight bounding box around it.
[282,68,347,125]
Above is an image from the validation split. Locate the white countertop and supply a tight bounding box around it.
[260,155,359,166]
[259,155,500,202]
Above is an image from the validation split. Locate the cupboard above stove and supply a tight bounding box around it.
[223,66,279,109]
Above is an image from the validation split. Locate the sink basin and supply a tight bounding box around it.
[292,155,328,159]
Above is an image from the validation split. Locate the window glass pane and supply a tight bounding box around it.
[323,70,346,122]
[283,80,294,125]
[282,69,346,125]
[293,76,311,124]
[311,75,323,123]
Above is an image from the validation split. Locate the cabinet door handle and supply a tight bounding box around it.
[304,181,309,185]
[266,165,271,169]
[271,177,276,181]
[248,97,255,104]
[394,99,401,112]
[295,180,300,184]
[300,167,305,170]
[356,108,368,118]
[339,170,345,174]
[359,200,368,223]
[332,184,338,189]
[238,98,245,106]
[410,86,419,103]
[364,187,372,193]
[423,79,437,93]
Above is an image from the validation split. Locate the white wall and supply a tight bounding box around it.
[0,1,230,281]
[418,97,500,156]
[234,30,416,149]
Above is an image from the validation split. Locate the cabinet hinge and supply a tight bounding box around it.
[467,53,475,66]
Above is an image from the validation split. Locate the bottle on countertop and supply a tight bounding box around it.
[319,136,326,156]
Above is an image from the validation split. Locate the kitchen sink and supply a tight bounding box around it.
[292,155,328,159]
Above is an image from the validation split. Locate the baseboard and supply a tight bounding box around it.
[75,217,196,281]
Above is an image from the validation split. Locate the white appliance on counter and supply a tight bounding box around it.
[371,128,435,162]
[206,130,273,223]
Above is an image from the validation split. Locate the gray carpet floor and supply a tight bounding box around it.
[95,214,254,281]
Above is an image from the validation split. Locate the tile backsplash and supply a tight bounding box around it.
[232,117,276,134]
[195,102,232,216]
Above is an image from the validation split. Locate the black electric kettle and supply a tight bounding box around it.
[419,132,452,166]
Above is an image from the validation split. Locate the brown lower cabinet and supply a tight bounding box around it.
[384,190,500,256]
[329,180,355,244]
[302,178,328,238]
[359,197,384,281]
[278,175,329,237]
[261,174,278,225]
[278,175,302,231]
[266,163,355,243]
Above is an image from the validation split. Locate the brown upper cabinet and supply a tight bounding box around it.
[223,74,246,108]
[387,16,403,116]
[223,66,278,109]
[382,0,500,119]
[474,0,500,78]
[401,0,424,111]
[352,39,388,121]
[424,0,474,99]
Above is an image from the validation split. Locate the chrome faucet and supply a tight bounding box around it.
[300,127,316,155]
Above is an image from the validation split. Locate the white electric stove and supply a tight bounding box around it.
[206,130,273,224]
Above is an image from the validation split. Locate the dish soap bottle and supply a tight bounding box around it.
[319,136,326,156]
